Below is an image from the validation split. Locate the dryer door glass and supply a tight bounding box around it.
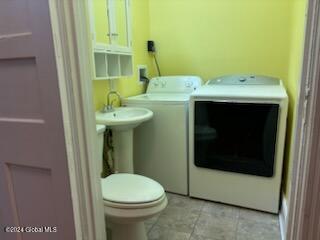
[194,101,279,177]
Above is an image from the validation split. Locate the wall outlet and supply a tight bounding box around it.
[138,65,148,84]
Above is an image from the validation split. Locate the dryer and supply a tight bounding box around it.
[189,75,288,213]
[123,76,202,195]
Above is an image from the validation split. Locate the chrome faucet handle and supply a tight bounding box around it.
[101,99,118,113]
[106,104,114,111]
[101,104,109,113]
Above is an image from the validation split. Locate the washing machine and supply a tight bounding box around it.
[189,75,288,213]
[123,76,202,195]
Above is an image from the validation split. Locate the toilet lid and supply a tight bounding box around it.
[101,173,165,204]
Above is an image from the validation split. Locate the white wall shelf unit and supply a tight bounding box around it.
[120,54,133,76]
[89,0,133,80]
[93,50,133,80]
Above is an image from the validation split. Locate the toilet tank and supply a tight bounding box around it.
[95,124,106,174]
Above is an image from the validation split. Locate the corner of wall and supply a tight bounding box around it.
[282,0,308,198]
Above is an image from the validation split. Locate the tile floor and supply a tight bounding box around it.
[145,192,281,240]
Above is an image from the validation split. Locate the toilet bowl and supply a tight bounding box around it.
[96,125,167,240]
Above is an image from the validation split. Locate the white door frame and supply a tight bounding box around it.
[286,0,320,238]
[48,0,320,239]
[48,1,106,240]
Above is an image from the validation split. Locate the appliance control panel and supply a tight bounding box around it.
[207,75,280,86]
[147,76,202,93]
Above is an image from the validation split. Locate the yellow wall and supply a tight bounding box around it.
[149,0,292,81]
[148,0,307,198]
[283,0,307,197]
[92,0,155,111]
[92,0,307,197]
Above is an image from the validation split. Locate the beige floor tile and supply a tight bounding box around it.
[238,208,279,225]
[156,205,200,233]
[236,218,281,240]
[167,193,205,211]
[202,201,240,220]
[190,233,235,240]
[149,193,280,240]
[148,225,190,240]
[193,212,237,239]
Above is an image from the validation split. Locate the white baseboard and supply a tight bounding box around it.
[279,195,288,240]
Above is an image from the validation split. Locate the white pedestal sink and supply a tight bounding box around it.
[96,107,153,173]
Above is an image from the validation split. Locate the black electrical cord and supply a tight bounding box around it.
[140,76,150,93]
[153,54,161,76]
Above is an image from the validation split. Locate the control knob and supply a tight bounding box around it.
[185,81,193,87]
[160,80,167,88]
[153,80,159,87]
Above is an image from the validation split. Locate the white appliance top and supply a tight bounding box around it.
[191,75,288,100]
[123,76,202,104]
[146,76,202,94]
[101,173,164,204]
[123,93,190,104]
[207,75,280,85]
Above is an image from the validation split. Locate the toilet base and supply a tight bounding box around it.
[109,221,147,240]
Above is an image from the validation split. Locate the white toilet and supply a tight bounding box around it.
[96,125,167,240]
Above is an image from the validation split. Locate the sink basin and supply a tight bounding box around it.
[96,107,153,173]
[96,107,153,131]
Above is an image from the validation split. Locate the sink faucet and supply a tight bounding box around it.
[101,90,121,113]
